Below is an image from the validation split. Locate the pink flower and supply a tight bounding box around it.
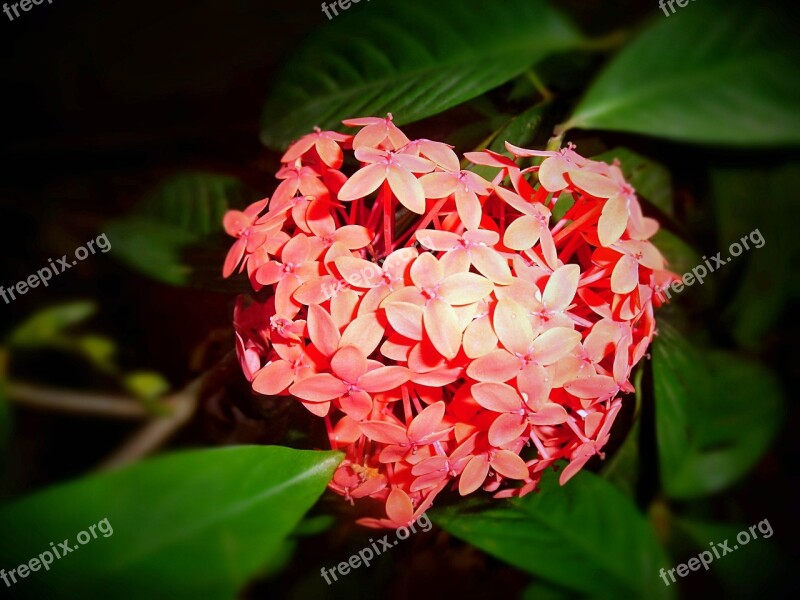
[223,116,674,527]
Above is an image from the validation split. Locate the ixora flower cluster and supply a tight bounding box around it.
[223,115,675,529]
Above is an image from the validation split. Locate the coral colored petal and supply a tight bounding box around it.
[538,155,570,192]
[316,136,344,168]
[385,301,424,340]
[385,488,415,525]
[517,363,551,409]
[408,401,446,441]
[568,170,619,198]
[337,164,386,201]
[415,230,459,251]
[455,188,482,231]
[463,317,498,359]
[528,403,569,425]
[410,252,444,289]
[470,246,513,285]
[335,256,383,288]
[459,455,490,495]
[467,349,520,382]
[388,166,426,214]
[543,264,580,312]
[358,421,409,445]
[333,225,373,250]
[488,413,526,447]
[254,260,285,285]
[559,454,592,485]
[494,298,534,356]
[359,366,410,393]
[289,374,347,402]
[504,216,541,251]
[598,194,629,247]
[564,375,619,399]
[331,346,368,383]
[419,172,457,198]
[423,299,462,360]
[307,304,341,357]
[472,382,522,413]
[439,273,493,305]
[340,312,385,357]
[491,449,529,479]
[252,360,295,395]
[223,238,247,277]
[331,416,362,445]
[340,390,373,420]
[611,254,640,294]
[530,327,581,365]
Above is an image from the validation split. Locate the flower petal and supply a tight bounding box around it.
[289,373,347,402]
[439,273,494,305]
[494,298,534,356]
[423,299,462,360]
[388,165,426,214]
[472,382,521,413]
[338,163,386,201]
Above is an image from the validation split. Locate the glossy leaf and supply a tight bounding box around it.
[653,323,783,499]
[434,469,673,599]
[565,1,800,146]
[0,446,342,599]
[261,0,582,148]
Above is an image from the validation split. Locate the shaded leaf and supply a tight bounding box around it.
[261,0,582,148]
[7,302,96,347]
[434,469,673,599]
[653,323,783,499]
[106,172,260,286]
[565,1,800,146]
[0,446,342,599]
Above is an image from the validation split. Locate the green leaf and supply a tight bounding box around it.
[592,148,673,216]
[7,302,96,348]
[672,516,786,597]
[565,1,800,146]
[0,446,342,599]
[711,164,800,347]
[434,469,673,599]
[653,323,784,499]
[106,172,260,286]
[260,0,582,148]
[122,371,171,402]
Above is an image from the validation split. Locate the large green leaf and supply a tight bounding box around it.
[434,470,673,599]
[672,516,786,597]
[260,0,582,148]
[564,1,800,146]
[711,164,800,348]
[106,172,260,286]
[653,323,783,499]
[0,446,342,599]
